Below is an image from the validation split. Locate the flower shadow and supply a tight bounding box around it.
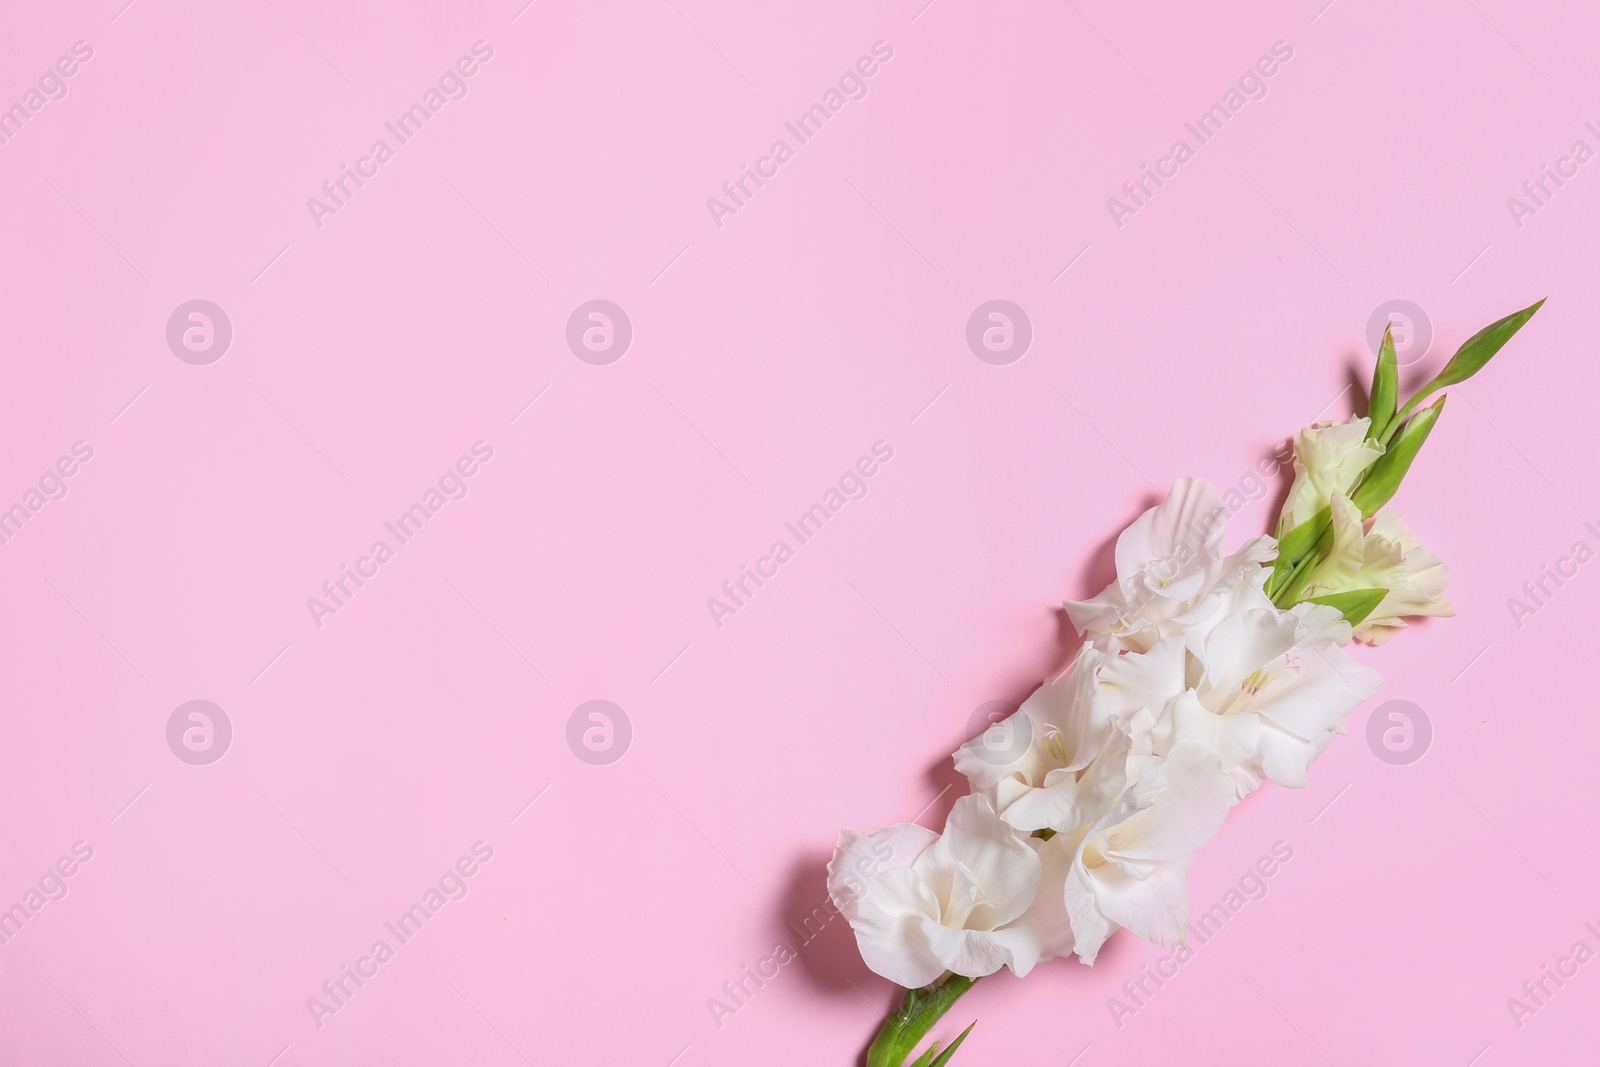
[772,850,887,995]
[1076,489,1162,600]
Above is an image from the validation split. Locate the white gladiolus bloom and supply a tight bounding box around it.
[1301,493,1453,644]
[827,796,1048,987]
[1278,417,1384,533]
[1059,741,1236,964]
[829,304,1538,1065]
[952,644,1129,833]
[841,466,1401,989]
[1066,478,1276,655]
[1101,596,1382,798]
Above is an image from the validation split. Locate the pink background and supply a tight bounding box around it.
[1,0,1596,1063]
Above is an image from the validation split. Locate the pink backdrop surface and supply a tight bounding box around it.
[1,0,1596,1064]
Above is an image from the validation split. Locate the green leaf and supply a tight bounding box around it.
[1276,506,1331,562]
[1367,323,1399,442]
[867,977,979,1067]
[911,1023,976,1067]
[1431,297,1545,389]
[1271,522,1334,607]
[1266,506,1331,596]
[1306,587,1388,625]
[1351,397,1445,517]
[1387,298,1543,441]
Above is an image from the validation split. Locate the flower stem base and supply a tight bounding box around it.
[865,975,979,1067]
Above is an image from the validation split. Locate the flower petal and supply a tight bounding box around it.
[828,824,938,917]
[923,795,1041,928]
[850,867,946,988]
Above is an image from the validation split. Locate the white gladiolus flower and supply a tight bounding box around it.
[1066,478,1276,655]
[953,644,1129,833]
[830,305,1541,1067]
[1278,417,1384,533]
[1101,596,1382,798]
[827,796,1048,987]
[1301,493,1453,644]
[1059,741,1236,964]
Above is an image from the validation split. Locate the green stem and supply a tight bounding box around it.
[1271,524,1332,608]
[866,975,979,1067]
[1383,389,1431,447]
